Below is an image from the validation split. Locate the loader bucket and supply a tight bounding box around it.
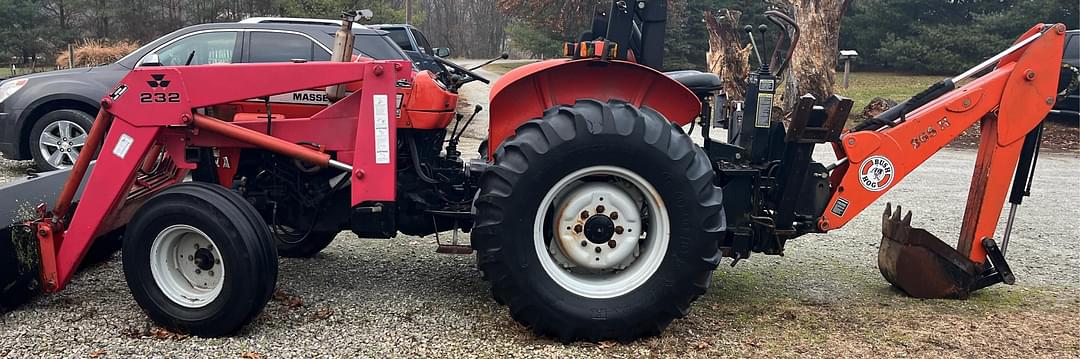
[0,165,94,312]
[877,203,981,299]
[0,223,42,312]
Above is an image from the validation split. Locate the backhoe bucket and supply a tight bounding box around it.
[877,203,981,299]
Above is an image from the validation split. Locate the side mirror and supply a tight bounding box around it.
[434,48,451,58]
[138,54,163,67]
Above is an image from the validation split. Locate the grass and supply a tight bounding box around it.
[483,61,536,74]
[834,72,943,115]
[1,67,55,78]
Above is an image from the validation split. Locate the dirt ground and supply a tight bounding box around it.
[0,62,1078,358]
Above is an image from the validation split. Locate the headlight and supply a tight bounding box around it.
[0,78,28,103]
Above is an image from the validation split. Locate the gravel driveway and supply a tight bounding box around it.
[0,62,1077,358]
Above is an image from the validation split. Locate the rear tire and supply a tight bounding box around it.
[472,99,725,342]
[122,182,278,337]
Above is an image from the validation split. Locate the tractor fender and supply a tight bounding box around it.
[486,59,700,157]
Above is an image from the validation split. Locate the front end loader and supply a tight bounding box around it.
[0,2,1071,343]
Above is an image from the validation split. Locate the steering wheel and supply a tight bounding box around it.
[434,57,491,89]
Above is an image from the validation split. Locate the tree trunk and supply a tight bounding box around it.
[704,9,752,103]
[770,0,851,109]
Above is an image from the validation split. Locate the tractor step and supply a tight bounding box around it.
[433,227,473,255]
[435,245,474,254]
[877,203,1014,299]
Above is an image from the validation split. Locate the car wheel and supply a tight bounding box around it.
[28,109,96,171]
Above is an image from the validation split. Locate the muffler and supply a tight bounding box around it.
[877,203,1013,299]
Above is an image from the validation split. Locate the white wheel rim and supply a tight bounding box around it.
[150,225,225,308]
[533,165,669,299]
[38,120,87,169]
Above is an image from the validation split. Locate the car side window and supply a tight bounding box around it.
[154,32,238,65]
[247,32,328,63]
[1066,35,1078,60]
[387,29,415,51]
[411,29,433,55]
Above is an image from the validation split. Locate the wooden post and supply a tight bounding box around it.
[843,58,850,89]
[68,44,75,69]
[839,50,858,89]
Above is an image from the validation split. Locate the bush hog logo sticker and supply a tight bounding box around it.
[140,74,180,103]
[858,156,895,192]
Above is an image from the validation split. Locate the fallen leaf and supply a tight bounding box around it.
[240,351,263,359]
[273,288,303,309]
[598,340,617,349]
[286,296,303,308]
[121,323,151,338]
[89,348,107,358]
[693,341,712,350]
[149,326,189,340]
[313,308,334,320]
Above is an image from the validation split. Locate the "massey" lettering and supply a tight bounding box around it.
[293,92,329,103]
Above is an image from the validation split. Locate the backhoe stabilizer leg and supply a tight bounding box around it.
[878,203,1015,299]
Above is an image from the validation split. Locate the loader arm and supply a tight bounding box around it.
[11,61,408,292]
[820,24,1066,266]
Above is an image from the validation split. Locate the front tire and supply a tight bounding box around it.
[29,109,95,171]
[122,182,278,337]
[473,99,725,342]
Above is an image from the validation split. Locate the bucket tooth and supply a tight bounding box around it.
[878,204,980,299]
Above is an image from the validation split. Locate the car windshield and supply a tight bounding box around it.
[385,28,414,51]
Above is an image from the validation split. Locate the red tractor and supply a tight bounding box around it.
[0,3,1071,342]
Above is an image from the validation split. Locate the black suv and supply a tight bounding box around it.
[1054,30,1079,120]
[0,22,407,170]
[369,24,451,79]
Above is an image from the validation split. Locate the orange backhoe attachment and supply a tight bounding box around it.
[821,24,1067,298]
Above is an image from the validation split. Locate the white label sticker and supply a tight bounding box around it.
[373,94,390,164]
[112,133,134,159]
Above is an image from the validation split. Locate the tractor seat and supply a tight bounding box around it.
[664,70,722,97]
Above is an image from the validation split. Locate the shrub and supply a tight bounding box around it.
[55,39,139,68]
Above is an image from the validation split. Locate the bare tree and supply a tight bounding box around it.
[767,0,851,108]
[704,9,751,103]
[420,0,509,58]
